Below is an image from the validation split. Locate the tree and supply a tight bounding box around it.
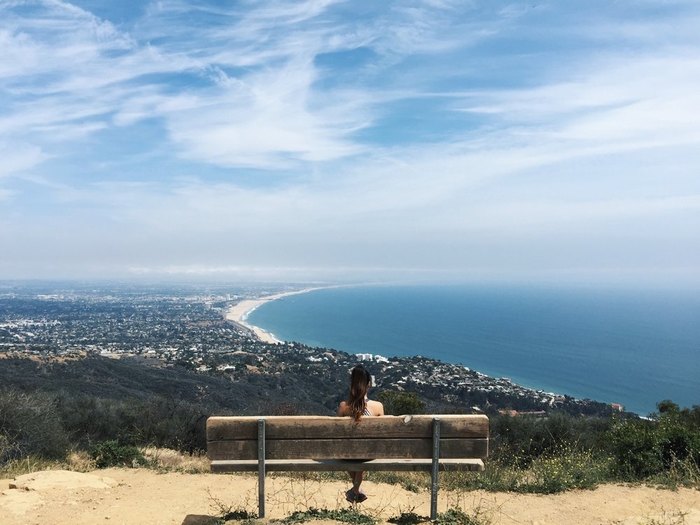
[377,390,425,415]
[657,400,680,415]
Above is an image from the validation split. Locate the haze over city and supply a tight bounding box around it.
[1,0,699,284]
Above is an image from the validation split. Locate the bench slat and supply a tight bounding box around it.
[207,415,489,441]
[211,458,485,473]
[207,437,489,460]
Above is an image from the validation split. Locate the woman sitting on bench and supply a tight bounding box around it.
[337,364,385,503]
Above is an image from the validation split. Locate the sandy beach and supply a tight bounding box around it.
[225,287,331,344]
[1,468,699,525]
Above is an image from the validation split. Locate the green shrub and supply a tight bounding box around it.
[445,446,610,494]
[489,412,612,468]
[388,507,490,525]
[378,391,425,415]
[282,507,376,525]
[89,440,145,468]
[219,508,256,521]
[607,403,700,481]
[609,418,663,479]
[388,511,427,525]
[444,462,522,493]
[525,446,609,493]
[436,507,489,525]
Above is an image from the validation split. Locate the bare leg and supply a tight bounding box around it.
[345,471,365,501]
[346,471,362,490]
[352,471,364,493]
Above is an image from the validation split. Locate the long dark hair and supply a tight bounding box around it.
[347,364,372,421]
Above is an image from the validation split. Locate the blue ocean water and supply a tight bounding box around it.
[247,285,700,415]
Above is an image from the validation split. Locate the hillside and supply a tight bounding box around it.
[0,354,339,415]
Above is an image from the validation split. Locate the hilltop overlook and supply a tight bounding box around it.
[1,283,699,524]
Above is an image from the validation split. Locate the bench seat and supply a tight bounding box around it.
[211,457,485,472]
[207,414,488,519]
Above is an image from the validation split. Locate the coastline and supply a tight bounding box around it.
[220,284,693,414]
[225,286,331,344]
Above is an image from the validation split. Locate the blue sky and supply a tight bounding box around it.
[1,0,699,283]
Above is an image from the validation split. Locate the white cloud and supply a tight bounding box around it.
[0,0,384,175]
[0,142,46,177]
[165,61,370,168]
[456,52,700,166]
[1,0,699,280]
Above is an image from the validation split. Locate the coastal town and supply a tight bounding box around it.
[0,283,618,416]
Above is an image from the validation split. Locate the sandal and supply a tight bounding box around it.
[346,489,368,503]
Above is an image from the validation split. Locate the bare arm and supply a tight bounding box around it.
[337,401,349,417]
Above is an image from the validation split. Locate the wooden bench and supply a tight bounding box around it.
[207,414,488,519]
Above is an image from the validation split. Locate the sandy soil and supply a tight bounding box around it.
[1,469,699,525]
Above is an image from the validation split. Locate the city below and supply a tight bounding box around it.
[0,282,621,417]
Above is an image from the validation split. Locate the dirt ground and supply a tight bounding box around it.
[1,468,699,525]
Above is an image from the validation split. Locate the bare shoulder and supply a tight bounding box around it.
[367,399,385,416]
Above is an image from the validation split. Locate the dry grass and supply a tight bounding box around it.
[0,447,209,478]
[635,509,689,525]
[66,450,96,471]
[139,446,210,473]
[0,456,66,477]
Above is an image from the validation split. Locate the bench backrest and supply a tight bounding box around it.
[207,415,489,461]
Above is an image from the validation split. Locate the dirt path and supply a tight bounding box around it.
[1,469,699,525]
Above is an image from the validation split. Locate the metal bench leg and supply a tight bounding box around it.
[258,418,266,518]
[431,417,441,520]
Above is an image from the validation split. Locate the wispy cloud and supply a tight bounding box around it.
[0,0,699,280]
[0,142,46,178]
[460,53,700,143]
[0,0,387,173]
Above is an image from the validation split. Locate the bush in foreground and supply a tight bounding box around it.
[89,440,145,468]
[608,401,700,483]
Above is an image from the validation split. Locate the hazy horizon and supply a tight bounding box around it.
[1,1,699,284]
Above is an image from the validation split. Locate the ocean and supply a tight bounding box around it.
[247,284,699,415]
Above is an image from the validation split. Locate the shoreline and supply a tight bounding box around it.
[225,286,333,344]
[224,286,593,407]
[223,285,650,414]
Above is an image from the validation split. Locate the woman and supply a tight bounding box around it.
[337,364,384,503]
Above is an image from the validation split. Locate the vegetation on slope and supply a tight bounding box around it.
[1,358,698,493]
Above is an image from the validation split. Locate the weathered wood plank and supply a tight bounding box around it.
[207,437,489,461]
[207,415,489,441]
[211,458,485,473]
